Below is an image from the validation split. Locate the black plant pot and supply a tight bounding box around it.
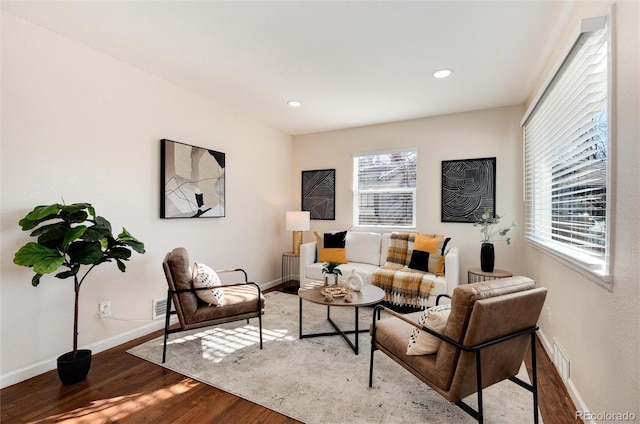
[480,243,495,272]
[57,349,92,385]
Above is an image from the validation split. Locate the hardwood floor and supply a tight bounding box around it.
[1,287,580,424]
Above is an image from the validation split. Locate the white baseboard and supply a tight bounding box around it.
[0,319,167,389]
[1,281,279,389]
[260,278,283,291]
[537,329,593,423]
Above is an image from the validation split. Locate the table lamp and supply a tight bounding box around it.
[286,211,310,254]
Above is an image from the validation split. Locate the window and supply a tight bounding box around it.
[353,149,417,228]
[522,15,610,281]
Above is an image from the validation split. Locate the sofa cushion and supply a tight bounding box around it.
[192,263,225,306]
[346,231,382,265]
[305,261,378,285]
[314,231,347,263]
[407,303,452,355]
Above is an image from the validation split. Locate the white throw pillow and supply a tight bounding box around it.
[406,303,452,355]
[192,263,224,306]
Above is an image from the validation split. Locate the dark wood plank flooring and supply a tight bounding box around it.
[1,286,580,423]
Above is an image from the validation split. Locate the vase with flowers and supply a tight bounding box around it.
[473,208,517,272]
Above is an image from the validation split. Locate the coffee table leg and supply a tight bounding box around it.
[299,301,368,355]
[354,306,359,354]
[299,296,303,339]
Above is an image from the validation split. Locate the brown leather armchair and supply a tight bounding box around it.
[161,247,265,363]
[369,276,547,423]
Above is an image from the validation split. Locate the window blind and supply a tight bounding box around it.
[523,16,610,278]
[353,149,417,227]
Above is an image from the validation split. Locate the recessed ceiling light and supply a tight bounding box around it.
[287,100,302,107]
[433,69,453,79]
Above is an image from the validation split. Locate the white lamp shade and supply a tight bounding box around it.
[286,211,310,231]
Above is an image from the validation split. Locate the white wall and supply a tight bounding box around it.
[0,12,293,386]
[293,105,525,285]
[521,1,639,419]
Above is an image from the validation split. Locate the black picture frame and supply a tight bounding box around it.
[441,157,496,223]
[302,169,335,220]
[160,139,225,218]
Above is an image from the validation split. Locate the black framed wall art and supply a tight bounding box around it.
[441,157,496,223]
[302,169,335,220]
[160,139,225,218]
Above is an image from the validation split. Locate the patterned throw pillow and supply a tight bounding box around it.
[408,233,451,276]
[314,231,347,263]
[406,303,452,355]
[192,263,224,306]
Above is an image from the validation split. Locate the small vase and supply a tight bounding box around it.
[480,243,495,272]
[324,274,337,286]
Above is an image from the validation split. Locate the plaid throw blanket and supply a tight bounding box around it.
[372,232,439,308]
[384,232,415,266]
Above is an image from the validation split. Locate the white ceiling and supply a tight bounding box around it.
[2,1,575,135]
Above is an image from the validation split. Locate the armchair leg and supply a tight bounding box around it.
[162,293,172,363]
[258,308,264,350]
[454,349,484,423]
[531,332,539,424]
[369,310,379,388]
[369,346,376,387]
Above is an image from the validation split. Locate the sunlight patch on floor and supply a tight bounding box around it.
[167,324,294,363]
[32,380,199,423]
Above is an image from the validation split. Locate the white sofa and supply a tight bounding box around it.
[300,231,460,308]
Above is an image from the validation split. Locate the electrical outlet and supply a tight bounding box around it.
[99,301,111,318]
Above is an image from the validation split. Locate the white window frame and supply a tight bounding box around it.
[352,148,417,230]
[521,13,613,286]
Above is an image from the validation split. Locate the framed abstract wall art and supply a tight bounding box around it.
[161,139,225,218]
[302,169,335,220]
[441,157,496,223]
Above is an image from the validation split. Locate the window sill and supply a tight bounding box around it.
[526,237,612,290]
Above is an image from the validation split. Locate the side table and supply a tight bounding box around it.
[282,252,300,294]
[467,267,513,283]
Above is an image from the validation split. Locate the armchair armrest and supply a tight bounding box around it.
[170,281,261,294]
[371,304,539,353]
[436,294,451,305]
[215,268,248,283]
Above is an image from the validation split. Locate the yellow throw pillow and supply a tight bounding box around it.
[414,233,442,252]
[314,231,347,264]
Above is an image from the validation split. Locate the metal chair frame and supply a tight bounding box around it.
[162,268,263,363]
[369,298,539,424]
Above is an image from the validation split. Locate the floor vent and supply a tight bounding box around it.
[553,340,570,383]
[152,297,168,320]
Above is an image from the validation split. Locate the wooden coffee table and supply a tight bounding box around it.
[298,283,384,354]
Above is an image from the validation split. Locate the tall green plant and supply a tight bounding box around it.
[13,202,145,358]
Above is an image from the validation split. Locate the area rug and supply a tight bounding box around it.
[128,291,542,424]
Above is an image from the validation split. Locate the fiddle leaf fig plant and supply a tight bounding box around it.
[13,202,145,358]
